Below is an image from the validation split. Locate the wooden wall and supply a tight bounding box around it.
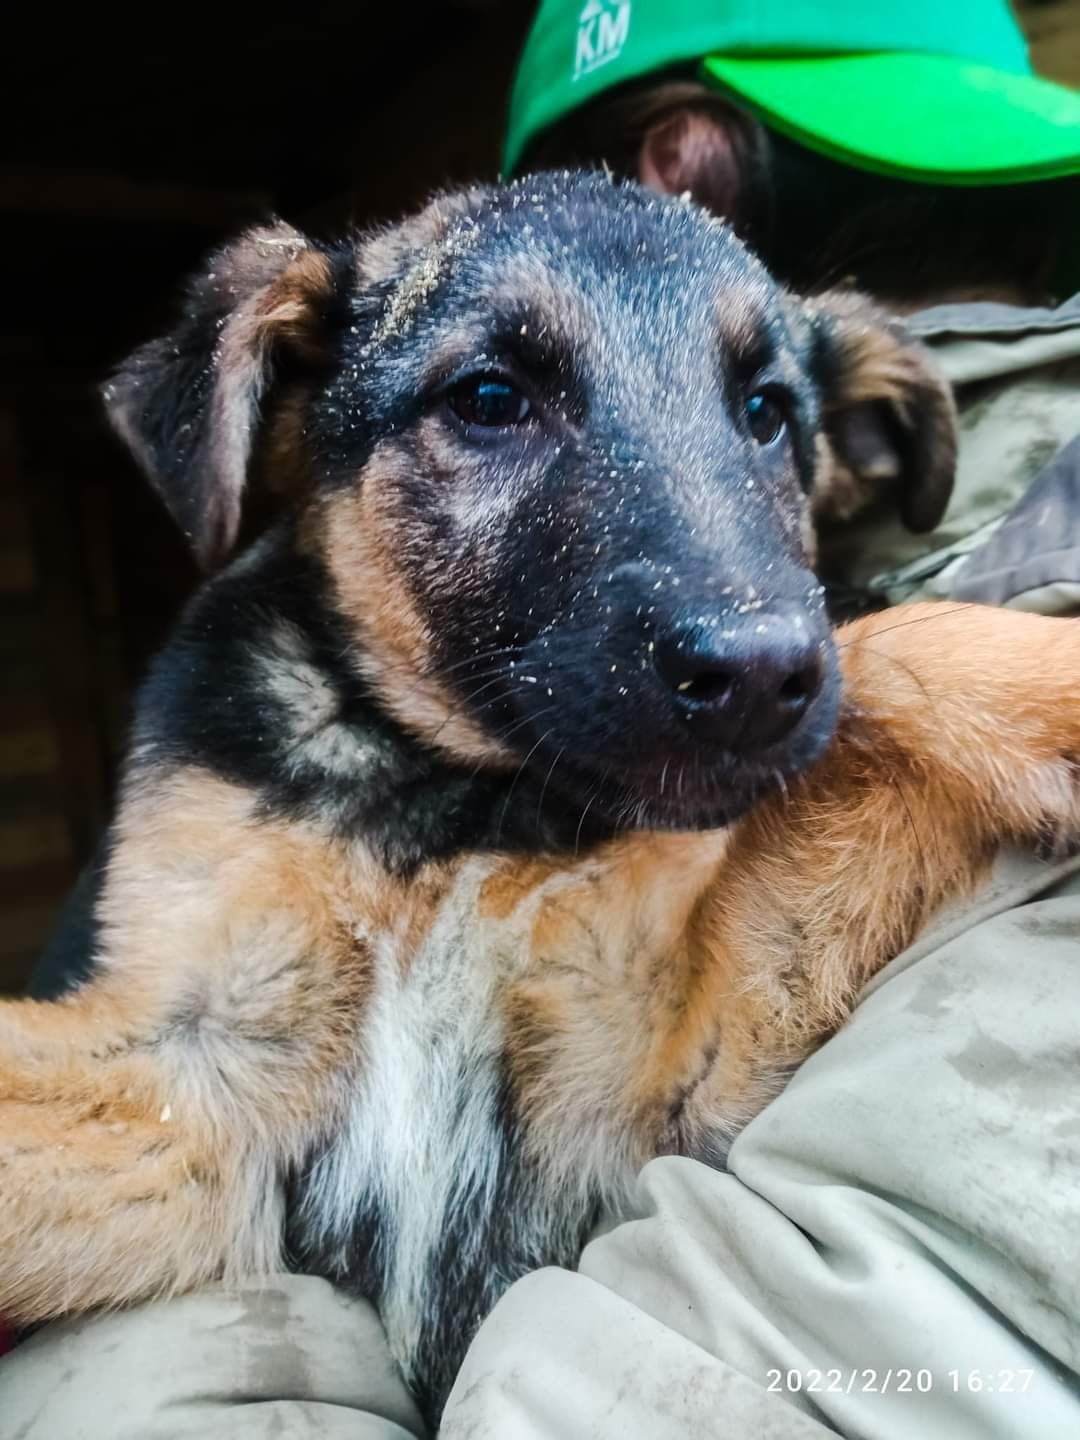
[0,2,533,992]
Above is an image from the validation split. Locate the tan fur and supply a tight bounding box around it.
[196,248,333,559]
[480,605,1080,1169]
[0,769,413,1321]
[257,386,313,503]
[254,249,334,352]
[713,284,773,364]
[484,262,594,355]
[2,604,1079,1326]
[801,290,957,531]
[315,465,514,766]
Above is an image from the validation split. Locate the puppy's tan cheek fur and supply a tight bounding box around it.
[314,456,514,768]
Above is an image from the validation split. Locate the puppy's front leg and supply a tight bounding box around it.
[683,603,1080,1139]
[733,602,1080,1001]
[0,1007,265,1322]
[0,767,370,1324]
[837,602,1080,845]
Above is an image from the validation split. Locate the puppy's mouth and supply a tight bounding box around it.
[489,627,841,832]
[514,701,839,832]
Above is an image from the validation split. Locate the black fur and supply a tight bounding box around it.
[286,1072,602,1424]
[132,525,613,872]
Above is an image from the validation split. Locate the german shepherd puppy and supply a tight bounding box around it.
[3,174,1078,1422]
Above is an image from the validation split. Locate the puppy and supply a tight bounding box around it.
[2,174,1078,1423]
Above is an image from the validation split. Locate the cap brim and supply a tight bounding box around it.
[702,53,1080,185]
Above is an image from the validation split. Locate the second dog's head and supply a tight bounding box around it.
[106,173,955,831]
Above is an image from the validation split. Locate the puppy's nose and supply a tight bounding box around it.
[654,612,824,751]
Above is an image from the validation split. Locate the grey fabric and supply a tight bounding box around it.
[908,294,1080,343]
[911,294,1080,389]
[951,435,1080,606]
[0,1277,424,1440]
[442,851,1080,1439]
[439,1271,836,1440]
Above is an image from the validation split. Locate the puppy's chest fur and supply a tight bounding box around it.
[137,548,745,1405]
[287,831,732,1407]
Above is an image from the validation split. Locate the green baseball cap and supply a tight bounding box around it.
[504,0,1080,187]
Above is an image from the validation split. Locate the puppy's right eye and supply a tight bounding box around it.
[446,374,531,429]
[745,390,786,447]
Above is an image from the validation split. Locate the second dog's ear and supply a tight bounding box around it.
[103,222,334,569]
[804,290,957,534]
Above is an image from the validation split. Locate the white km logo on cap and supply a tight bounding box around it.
[574,0,631,80]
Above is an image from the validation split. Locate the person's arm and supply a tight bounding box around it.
[442,849,1080,1440]
[0,1275,426,1440]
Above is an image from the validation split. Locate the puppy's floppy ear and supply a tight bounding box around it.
[803,290,957,534]
[103,221,334,570]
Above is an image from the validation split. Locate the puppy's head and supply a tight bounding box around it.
[106,173,955,830]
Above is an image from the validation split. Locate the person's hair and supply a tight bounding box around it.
[528,80,772,246]
[528,75,1075,304]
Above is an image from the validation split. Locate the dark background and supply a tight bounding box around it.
[0,0,1075,990]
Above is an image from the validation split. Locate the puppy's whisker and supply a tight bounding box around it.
[387,653,525,719]
[433,646,525,680]
[887,767,932,891]
[497,729,555,846]
[361,643,522,708]
[836,605,975,649]
[392,657,541,752]
[536,746,567,831]
[574,768,609,857]
[849,643,937,711]
[488,707,556,749]
[771,767,790,807]
[424,673,521,747]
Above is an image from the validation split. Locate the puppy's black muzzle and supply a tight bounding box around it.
[508,558,838,830]
[653,607,825,752]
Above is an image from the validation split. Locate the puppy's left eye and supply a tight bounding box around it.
[447,374,531,429]
[745,391,786,446]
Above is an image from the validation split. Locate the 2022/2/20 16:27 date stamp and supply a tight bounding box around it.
[766,1368,1037,1397]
